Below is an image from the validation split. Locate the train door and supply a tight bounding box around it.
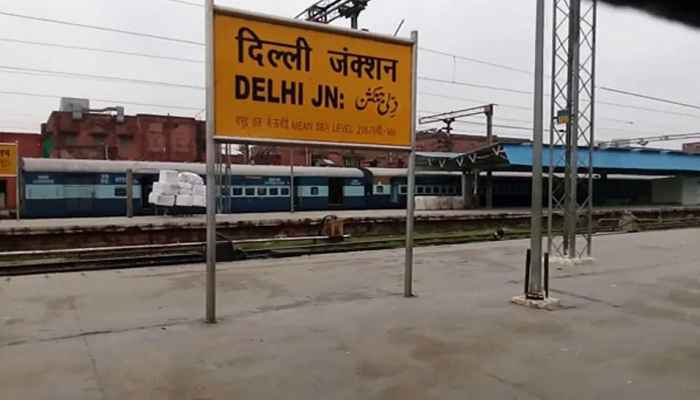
[328,178,344,208]
[65,175,94,216]
[140,174,158,214]
[0,180,5,209]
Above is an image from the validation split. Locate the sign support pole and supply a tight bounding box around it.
[205,0,217,324]
[404,30,418,298]
[15,141,20,221]
[290,148,295,213]
[528,0,545,298]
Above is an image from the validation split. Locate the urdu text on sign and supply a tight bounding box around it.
[213,11,414,147]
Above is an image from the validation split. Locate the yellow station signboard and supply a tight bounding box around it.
[213,10,414,148]
[0,142,18,177]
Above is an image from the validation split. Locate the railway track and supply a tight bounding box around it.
[1,216,698,276]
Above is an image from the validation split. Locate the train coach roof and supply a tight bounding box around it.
[21,158,365,178]
[366,168,462,177]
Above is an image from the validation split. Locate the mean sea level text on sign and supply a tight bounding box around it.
[234,115,398,137]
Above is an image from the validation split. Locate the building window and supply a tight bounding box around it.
[119,136,132,150]
[62,132,77,146]
[245,187,255,196]
[257,187,267,196]
[94,135,106,145]
[269,188,279,196]
[310,187,319,196]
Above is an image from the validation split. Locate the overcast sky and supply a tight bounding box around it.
[1,0,699,148]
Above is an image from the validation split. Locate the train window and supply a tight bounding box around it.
[257,187,267,196]
[114,187,127,197]
[433,186,441,194]
[245,187,255,196]
[375,185,384,194]
[425,187,433,194]
[281,187,290,196]
[232,187,243,196]
[399,185,407,194]
[417,186,424,194]
[269,187,279,196]
[310,187,319,196]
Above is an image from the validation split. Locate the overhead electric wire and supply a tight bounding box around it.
[0,37,203,64]
[0,10,204,46]
[0,89,203,111]
[0,65,204,90]
[421,75,700,120]
[418,109,532,132]
[163,0,203,6]
[599,86,700,111]
[419,47,533,75]
[419,91,531,111]
[422,46,700,118]
[418,76,533,95]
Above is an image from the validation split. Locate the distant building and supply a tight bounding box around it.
[683,142,700,154]
[249,131,515,167]
[42,111,206,162]
[0,132,41,213]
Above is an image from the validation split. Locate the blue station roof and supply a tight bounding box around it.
[501,143,700,175]
[417,143,700,175]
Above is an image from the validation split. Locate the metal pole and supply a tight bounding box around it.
[351,14,358,29]
[546,1,558,257]
[566,0,582,258]
[290,147,295,212]
[126,169,134,218]
[404,30,418,298]
[461,171,468,209]
[204,0,217,324]
[485,105,494,209]
[15,140,20,221]
[587,0,598,257]
[528,0,545,298]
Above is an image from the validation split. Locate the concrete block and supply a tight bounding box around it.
[511,295,561,310]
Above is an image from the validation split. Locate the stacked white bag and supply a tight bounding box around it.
[148,170,178,207]
[177,171,206,208]
[148,170,206,208]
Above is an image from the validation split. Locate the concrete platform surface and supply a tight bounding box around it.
[2,228,700,399]
[0,208,530,232]
[3,205,697,232]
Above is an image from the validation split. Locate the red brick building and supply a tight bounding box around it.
[0,132,42,213]
[42,111,206,162]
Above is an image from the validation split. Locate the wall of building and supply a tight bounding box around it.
[681,176,700,205]
[683,142,700,154]
[0,132,41,211]
[42,111,205,162]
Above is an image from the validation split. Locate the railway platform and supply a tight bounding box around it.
[1,206,700,251]
[2,228,700,399]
